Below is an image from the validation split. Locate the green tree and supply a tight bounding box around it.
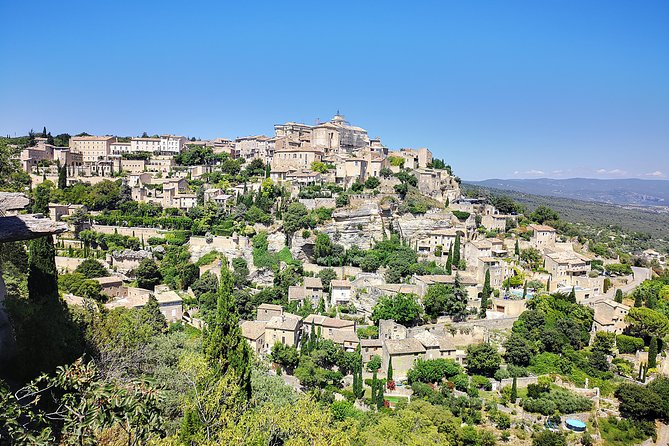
[406,358,462,384]
[353,345,364,399]
[479,269,491,318]
[365,176,380,189]
[530,206,559,224]
[367,355,382,373]
[74,258,108,278]
[649,337,658,368]
[503,333,534,367]
[58,165,67,189]
[203,267,252,400]
[452,234,461,267]
[615,288,624,303]
[270,342,299,373]
[532,431,566,446]
[371,293,422,325]
[510,376,518,402]
[134,258,162,290]
[387,358,393,381]
[626,307,669,339]
[466,343,501,377]
[283,202,309,240]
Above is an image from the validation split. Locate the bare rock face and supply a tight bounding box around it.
[324,202,385,250]
[351,273,387,316]
[248,267,274,287]
[394,211,454,242]
[290,234,314,262]
[267,232,286,252]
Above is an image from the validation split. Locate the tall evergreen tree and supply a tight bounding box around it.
[446,244,453,275]
[42,126,47,137]
[203,267,252,400]
[479,269,491,318]
[353,344,364,399]
[452,234,461,267]
[649,337,658,368]
[58,165,67,189]
[371,370,378,405]
[522,281,528,298]
[615,289,624,303]
[376,378,385,409]
[514,239,520,257]
[510,376,518,403]
[387,358,393,382]
[569,286,576,302]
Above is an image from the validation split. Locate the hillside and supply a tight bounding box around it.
[466,178,669,207]
[462,183,669,244]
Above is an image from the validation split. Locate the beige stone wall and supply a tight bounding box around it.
[91,224,166,240]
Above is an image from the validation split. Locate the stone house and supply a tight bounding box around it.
[94,276,124,299]
[241,320,267,355]
[360,338,383,365]
[528,224,556,249]
[382,338,426,379]
[257,303,284,322]
[264,313,303,351]
[592,299,630,334]
[331,279,353,307]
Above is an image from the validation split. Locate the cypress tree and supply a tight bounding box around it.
[58,165,67,189]
[522,281,528,298]
[353,344,363,399]
[510,376,518,402]
[480,269,491,318]
[446,244,453,275]
[387,358,393,382]
[203,267,252,400]
[514,239,520,257]
[371,370,378,405]
[452,234,461,267]
[377,379,385,409]
[634,292,643,308]
[649,337,658,368]
[546,277,551,293]
[615,289,623,303]
[569,286,576,302]
[42,126,47,137]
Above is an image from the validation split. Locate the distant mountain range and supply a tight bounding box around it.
[464,178,669,207]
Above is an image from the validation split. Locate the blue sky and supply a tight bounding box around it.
[1,0,667,180]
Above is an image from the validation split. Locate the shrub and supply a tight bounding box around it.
[407,358,462,384]
[471,375,492,391]
[616,334,645,354]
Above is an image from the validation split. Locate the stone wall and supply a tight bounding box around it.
[55,256,87,273]
[92,224,166,240]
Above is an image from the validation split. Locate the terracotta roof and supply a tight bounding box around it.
[385,338,426,355]
[360,338,383,348]
[241,320,267,341]
[94,276,122,285]
[528,224,556,232]
[331,279,352,288]
[304,277,323,288]
[331,329,360,345]
[266,313,302,331]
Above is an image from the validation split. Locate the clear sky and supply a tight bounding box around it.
[1,0,667,180]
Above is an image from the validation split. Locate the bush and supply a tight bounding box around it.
[471,375,492,391]
[523,387,592,415]
[407,358,462,384]
[616,334,645,354]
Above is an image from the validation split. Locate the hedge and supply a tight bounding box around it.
[617,335,645,354]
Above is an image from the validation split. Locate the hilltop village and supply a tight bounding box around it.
[1,116,668,445]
